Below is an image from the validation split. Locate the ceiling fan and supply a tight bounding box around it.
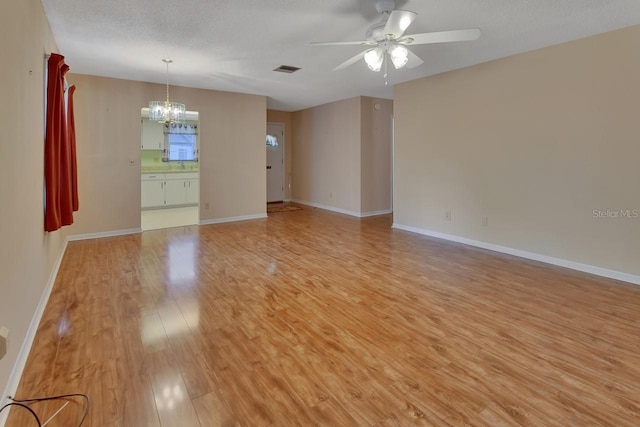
[309,0,481,74]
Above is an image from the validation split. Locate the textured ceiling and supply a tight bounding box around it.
[40,0,640,111]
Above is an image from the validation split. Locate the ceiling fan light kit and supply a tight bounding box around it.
[389,44,409,69]
[310,0,481,77]
[365,42,409,72]
[365,48,384,71]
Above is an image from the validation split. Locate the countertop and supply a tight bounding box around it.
[141,167,199,174]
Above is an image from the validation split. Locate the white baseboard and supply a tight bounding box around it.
[67,228,141,241]
[293,199,360,217]
[200,213,267,225]
[360,208,393,218]
[293,199,391,218]
[392,223,640,286]
[0,238,69,426]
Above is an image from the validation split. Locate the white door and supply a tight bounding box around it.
[266,123,285,203]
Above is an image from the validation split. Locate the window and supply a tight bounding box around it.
[266,134,279,147]
[168,133,197,161]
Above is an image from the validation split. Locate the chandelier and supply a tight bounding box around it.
[149,59,186,124]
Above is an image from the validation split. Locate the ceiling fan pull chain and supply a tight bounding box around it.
[384,54,389,86]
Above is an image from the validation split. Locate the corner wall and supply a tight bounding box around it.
[361,97,393,214]
[292,97,362,213]
[0,0,66,410]
[394,25,640,278]
[291,97,392,216]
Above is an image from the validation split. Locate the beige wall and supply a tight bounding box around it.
[292,97,362,213]
[292,97,392,215]
[0,0,65,400]
[267,110,293,201]
[394,25,640,277]
[68,74,267,231]
[361,97,393,213]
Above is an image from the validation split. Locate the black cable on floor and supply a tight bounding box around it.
[0,402,42,426]
[8,393,90,426]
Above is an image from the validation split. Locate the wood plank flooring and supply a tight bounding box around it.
[7,206,640,426]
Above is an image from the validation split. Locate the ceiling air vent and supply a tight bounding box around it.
[273,65,301,74]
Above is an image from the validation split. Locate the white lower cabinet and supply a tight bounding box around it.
[141,175,165,208]
[164,178,188,206]
[141,172,199,208]
[186,179,199,204]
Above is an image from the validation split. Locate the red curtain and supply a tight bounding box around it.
[67,85,79,212]
[44,53,78,232]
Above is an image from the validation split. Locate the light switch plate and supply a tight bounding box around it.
[0,326,8,360]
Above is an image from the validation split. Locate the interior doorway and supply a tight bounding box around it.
[266,122,285,203]
[140,108,200,231]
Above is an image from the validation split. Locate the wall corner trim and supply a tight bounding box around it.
[67,228,141,242]
[360,209,393,218]
[293,200,392,218]
[391,223,640,286]
[200,213,267,226]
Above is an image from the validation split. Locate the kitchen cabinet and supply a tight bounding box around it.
[141,119,166,150]
[164,177,188,206]
[141,172,199,208]
[141,175,165,208]
[186,178,199,204]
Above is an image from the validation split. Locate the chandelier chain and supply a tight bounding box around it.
[163,59,172,107]
[149,59,186,124]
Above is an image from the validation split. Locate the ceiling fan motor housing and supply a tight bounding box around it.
[368,0,396,41]
[375,0,396,14]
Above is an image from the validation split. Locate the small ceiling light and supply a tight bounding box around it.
[364,48,384,72]
[149,59,186,124]
[389,45,409,69]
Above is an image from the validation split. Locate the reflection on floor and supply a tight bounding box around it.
[141,206,199,231]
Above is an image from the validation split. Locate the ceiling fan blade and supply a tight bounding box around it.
[400,28,481,45]
[405,49,424,69]
[382,10,417,39]
[308,40,369,46]
[333,50,367,71]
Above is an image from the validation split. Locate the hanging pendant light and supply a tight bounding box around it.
[149,59,186,124]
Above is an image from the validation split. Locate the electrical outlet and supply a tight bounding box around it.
[204,202,210,210]
[0,326,9,361]
[445,210,452,221]
[329,192,333,199]
[482,216,489,227]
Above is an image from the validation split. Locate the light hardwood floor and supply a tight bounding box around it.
[7,206,640,426]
